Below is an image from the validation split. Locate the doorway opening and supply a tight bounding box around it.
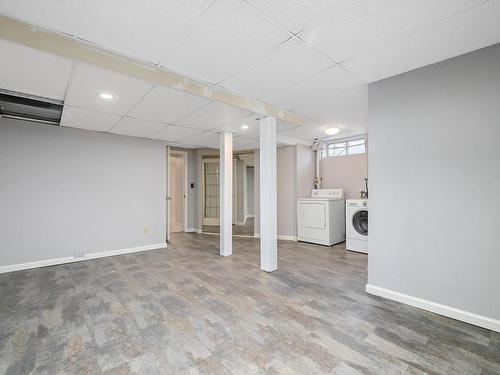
[200,152,255,237]
[167,150,187,240]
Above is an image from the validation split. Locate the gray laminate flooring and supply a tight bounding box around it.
[203,218,254,237]
[1,233,498,374]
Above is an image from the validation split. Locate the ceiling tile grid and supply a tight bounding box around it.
[0,40,72,101]
[221,38,333,99]
[264,65,365,119]
[79,0,214,64]
[149,125,205,142]
[174,101,251,131]
[341,0,500,83]
[245,0,353,35]
[61,106,121,132]
[129,85,211,124]
[0,0,84,36]
[163,0,290,84]
[299,0,484,63]
[109,116,166,138]
[65,63,154,116]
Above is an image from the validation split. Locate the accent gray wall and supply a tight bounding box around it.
[0,119,166,268]
[277,146,297,238]
[368,43,500,321]
[246,167,254,216]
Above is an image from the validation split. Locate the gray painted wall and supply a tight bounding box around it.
[368,43,500,320]
[295,144,315,199]
[277,146,297,238]
[246,167,254,216]
[0,119,166,267]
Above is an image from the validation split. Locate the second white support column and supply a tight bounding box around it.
[219,131,233,256]
[259,116,277,272]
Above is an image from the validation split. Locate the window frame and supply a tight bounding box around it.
[320,135,367,159]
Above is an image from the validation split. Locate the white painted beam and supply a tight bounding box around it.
[0,14,303,125]
[259,117,277,272]
[219,131,233,257]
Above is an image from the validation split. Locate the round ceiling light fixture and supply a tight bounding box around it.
[241,124,249,129]
[324,127,340,136]
[99,92,114,100]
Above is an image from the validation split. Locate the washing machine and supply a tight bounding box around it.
[346,199,368,253]
[297,189,345,246]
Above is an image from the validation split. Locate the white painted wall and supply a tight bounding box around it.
[0,119,166,268]
[368,43,500,327]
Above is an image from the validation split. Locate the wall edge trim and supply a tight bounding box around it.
[0,243,168,274]
[366,284,500,333]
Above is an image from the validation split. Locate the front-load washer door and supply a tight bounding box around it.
[351,209,368,239]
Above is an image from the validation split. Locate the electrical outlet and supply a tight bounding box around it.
[143,227,149,236]
[73,249,85,258]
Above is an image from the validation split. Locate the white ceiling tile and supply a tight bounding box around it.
[129,85,210,124]
[222,38,332,99]
[0,40,71,100]
[279,120,360,141]
[220,114,260,139]
[149,125,204,142]
[179,131,220,148]
[61,106,121,132]
[110,117,166,137]
[300,0,483,62]
[265,66,364,118]
[79,0,213,64]
[174,102,251,130]
[164,0,289,84]
[0,0,84,35]
[246,0,352,34]
[66,63,153,115]
[219,115,302,140]
[342,1,500,83]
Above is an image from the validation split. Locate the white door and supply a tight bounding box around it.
[169,153,186,233]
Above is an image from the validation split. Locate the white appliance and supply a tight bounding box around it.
[346,199,368,253]
[297,189,345,246]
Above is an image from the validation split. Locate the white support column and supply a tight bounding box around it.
[219,131,233,256]
[259,117,277,272]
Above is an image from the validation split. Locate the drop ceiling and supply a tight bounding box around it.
[0,0,499,149]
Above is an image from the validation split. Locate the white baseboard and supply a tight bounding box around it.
[0,242,167,274]
[366,284,500,333]
[185,228,197,233]
[254,233,297,241]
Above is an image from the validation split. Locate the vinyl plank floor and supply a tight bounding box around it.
[0,233,498,374]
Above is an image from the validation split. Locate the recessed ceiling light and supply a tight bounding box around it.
[241,124,249,129]
[99,92,114,100]
[324,127,340,135]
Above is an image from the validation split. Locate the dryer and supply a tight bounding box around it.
[297,189,345,246]
[346,199,368,253]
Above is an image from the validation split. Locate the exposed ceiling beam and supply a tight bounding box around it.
[0,14,304,126]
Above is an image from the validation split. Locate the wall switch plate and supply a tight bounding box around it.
[73,249,85,258]
[143,227,149,235]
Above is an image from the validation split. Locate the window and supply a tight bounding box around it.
[321,137,366,158]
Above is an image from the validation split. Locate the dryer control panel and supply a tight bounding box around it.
[311,189,344,199]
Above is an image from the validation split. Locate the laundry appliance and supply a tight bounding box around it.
[346,199,368,253]
[297,189,345,246]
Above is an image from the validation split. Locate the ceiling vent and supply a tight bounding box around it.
[0,90,63,126]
